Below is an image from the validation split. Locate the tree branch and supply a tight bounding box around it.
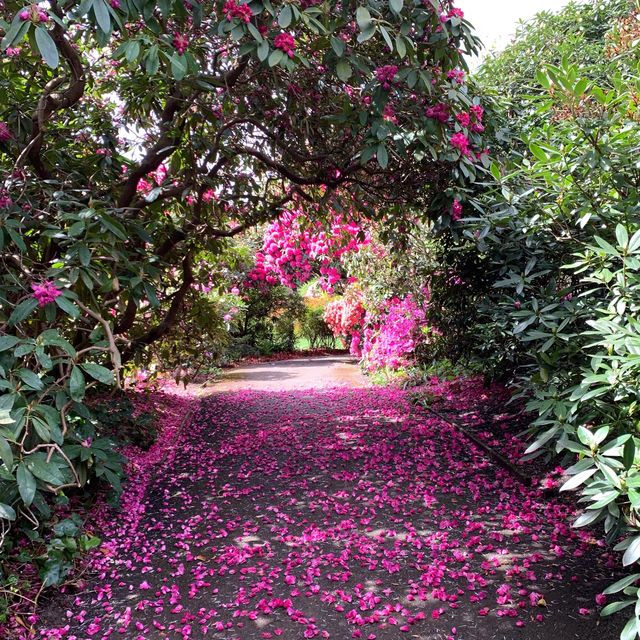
[120,255,194,363]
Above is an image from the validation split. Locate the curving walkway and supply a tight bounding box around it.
[38,358,620,639]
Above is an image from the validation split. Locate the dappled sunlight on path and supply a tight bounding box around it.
[37,360,620,640]
[210,356,367,392]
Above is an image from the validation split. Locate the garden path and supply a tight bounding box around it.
[39,358,621,640]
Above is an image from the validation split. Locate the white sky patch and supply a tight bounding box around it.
[458,0,575,67]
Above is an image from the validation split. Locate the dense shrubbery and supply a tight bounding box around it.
[315,5,640,634]
[447,2,640,635]
[0,0,484,576]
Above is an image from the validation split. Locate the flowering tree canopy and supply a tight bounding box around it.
[1,0,483,352]
[0,0,485,540]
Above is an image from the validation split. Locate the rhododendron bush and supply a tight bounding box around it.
[445,4,640,639]
[247,206,369,292]
[324,289,432,371]
[360,294,430,371]
[0,0,485,561]
[323,293,365,354]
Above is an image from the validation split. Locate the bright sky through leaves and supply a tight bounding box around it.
[459,0,574,66]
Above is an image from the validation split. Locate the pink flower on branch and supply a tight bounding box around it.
[0,122,12,141]
[274,32,296,57]
[31,281,62,307]
[375,65,398,89]
[173,33,188,55]
[450,132,471,157]
[223,0,252,23]
[425,103,449,123]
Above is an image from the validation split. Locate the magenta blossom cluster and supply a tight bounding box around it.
[19,6,48,22]
[223,0,252,22]
[323,295,365,354]
[0,121,11,141]
[450,132,471,157]
[425,103,449,123]
[361,294,428,370]
[274,32,296,57]
[247,208,369,292]
[375,65,399,89]
[31,281,62,307]
[0,192,12,209]
[451,199,463,221]
[173,33,188,55]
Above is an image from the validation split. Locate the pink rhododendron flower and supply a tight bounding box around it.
[450,132,471,156]
[451,199,463,221]
[425,103,449,123]
[223,0,252,22]
[173,33,188,55]
[274,32,296,57]
[31,281,62,306]
[0,122,11,141]
[455,112,470,128]
[375,65,398,89]
[447,69,465,84]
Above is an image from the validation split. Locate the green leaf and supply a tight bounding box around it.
[268,49,284,67]
[336,60,352,82]
[34,26,59,68]
[125,39,140,62]
[80,363,114,385]
[604,574,640,594]
[331,36,345,57]
[621,616,639,640]
[0,436,13,470]
[257,40,269,61]
[278,4,292,28]
[616,224,629,250]
[78,245,91,267]
[623,537,640,567]
[145,45,160,75]
[377,144,388,169]
[601,600,634,617]
[16,369,44,391]
[0,336,21,352]
[0,503,16,521]
[624,439,636,470]
[17,464,36,507]
[573,508,602,528]
[389,0,403,13]
[356,6,372,30]
[529,143,548,162]
[26,454,65,484]
[53,518,79,536]
[69,366,86,402]
[83,535,102,550]
[99,214,127,240]
[55,296,80,318]
[93,0,111,33]
[170,53,187,80]
[1,15,30,51]
[594,236,620,257]
[9,298,39,326]
[560,467,597,491]
[40,558,64,587]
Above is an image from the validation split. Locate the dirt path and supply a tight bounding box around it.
[38,358,621,640]
[210,355,368,392]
